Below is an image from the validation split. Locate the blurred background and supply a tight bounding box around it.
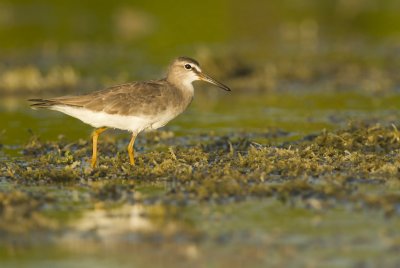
[2,0,400,146]
[2,1,400,267]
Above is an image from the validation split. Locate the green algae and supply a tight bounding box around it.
[2,123,400,224]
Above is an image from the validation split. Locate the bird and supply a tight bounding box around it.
[29,57,231,168]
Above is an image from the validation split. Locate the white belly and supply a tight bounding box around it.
[52,105,157,133]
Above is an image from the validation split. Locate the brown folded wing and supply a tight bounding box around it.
[30,80,173,116]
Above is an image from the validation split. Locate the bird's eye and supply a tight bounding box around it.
[184,64,192,70]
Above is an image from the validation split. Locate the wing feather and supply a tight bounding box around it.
[30,80,172,116]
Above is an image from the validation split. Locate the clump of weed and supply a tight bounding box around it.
[2,124,400,220]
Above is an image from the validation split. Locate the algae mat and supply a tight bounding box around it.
[1,121,400,267]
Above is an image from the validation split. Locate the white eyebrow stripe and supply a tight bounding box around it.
[192,66,201,73]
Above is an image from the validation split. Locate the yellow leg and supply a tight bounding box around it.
[91,127,107,168]
[127,133,137,166]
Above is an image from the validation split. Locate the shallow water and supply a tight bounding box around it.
[1,198,399,268]
[0,175,399,266]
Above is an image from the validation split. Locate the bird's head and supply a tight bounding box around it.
[167,57,231,91]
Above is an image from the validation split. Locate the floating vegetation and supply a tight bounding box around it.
[2,123,400,222]
[2,40,399,96]
[195,45,400,94]
[0,65,80,93]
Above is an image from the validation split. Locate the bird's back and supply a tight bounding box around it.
[31,80,191,116]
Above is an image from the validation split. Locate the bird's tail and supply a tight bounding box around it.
[28,98,58,109]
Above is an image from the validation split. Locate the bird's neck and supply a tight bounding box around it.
[165,76,194,97]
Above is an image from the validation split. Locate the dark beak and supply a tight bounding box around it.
[198,72,231,91]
